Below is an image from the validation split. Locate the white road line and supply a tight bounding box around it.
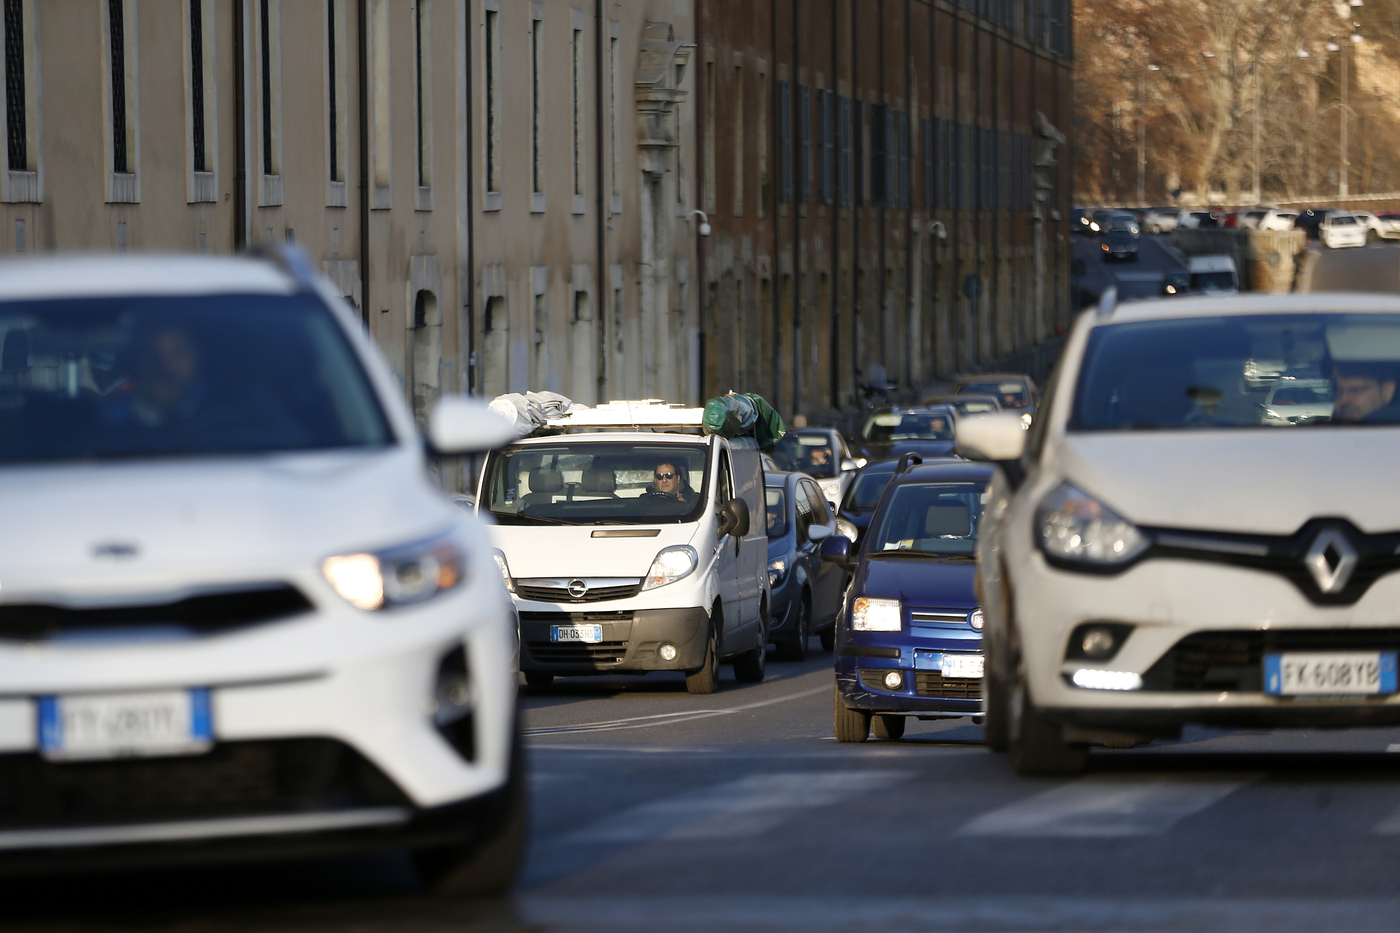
[959,774,1257,838]
[566,770,912,843]
[1369,802,1400,834]
[523,683,831,736]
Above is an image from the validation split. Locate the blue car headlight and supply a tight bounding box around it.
[768,557,789,586]
[323,529,465,610]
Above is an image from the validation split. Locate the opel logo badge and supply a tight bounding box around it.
[567,579,589,599]
[1304,527,1358,595]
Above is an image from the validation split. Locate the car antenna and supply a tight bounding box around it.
[1096,285,1119,318]
[895,453,923,475]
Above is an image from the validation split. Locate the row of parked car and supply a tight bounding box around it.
[1078,205,1400,248]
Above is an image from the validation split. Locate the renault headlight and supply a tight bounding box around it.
[324,530,465,610]
[1036,483,1147,567]
[852,597,902,632]
[643,546,698,590]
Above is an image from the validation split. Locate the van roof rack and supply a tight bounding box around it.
[544,399,706,431]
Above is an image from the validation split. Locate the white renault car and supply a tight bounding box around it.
[0,251,521,891]
[960,291,1400,775]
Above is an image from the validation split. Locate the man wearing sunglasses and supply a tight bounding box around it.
[646,461,696,504]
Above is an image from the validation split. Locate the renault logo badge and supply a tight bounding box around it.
[567,579,589,599]
[1304,527,1358,594]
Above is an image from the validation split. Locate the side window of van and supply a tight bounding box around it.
[717,452,734,506]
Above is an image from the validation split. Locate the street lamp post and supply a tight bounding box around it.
[1341,38,1349,199]
[1253,59,1261,204]
[1137,65,1158,206]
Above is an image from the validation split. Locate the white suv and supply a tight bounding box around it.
[960,292,1400,775]
[0,251,522,891]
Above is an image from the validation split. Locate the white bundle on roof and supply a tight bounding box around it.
[489,392,590,437]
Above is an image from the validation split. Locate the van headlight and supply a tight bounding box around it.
[323,530,465,610]
[1035,482,1148,567]
[642,546,698,590]
[492,550,516,594]
[852,597,902,632]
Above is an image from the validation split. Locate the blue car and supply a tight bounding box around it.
[764,471,846,659]
[821,458,994,742]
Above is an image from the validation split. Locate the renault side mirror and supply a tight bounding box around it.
[954,412,1027,463]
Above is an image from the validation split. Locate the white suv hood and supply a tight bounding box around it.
[0,449,448,601]
[1058,429,1400,535]
[489,523,700,578]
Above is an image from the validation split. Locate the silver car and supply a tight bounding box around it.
[1260,379,1334,426]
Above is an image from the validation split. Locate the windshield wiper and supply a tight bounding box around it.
[869,550,976,561]
[494,513,591,526]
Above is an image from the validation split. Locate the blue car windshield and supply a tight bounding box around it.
[868,481,989,558]
[0,293,392,463]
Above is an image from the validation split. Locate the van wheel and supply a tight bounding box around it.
[1007,660,1088,777]
[833,686,870,742]
[415,732,526,898]
[776,595,810,662]
[872,714,906,740]
[685,620,720,695]
[523,672,553,690]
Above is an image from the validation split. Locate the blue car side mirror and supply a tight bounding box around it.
[820,535,851,565]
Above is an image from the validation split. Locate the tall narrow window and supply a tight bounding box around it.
[757,66,768,217]
[108,1,128,174]
[819,89,834,205]
[571,12,584,212]
[776,79,791,204]
[260,0,271,175]
[837,96,852,207]
[415,1,425,187]
[530,8,544,209]
[326,1,336,181]
[370,0,390,206]
[921,118,933,211]
[897,111,909,210]
[853,100,864,207]
[731,63,743,216]
[796,83,810,204]
[3,0,23,176]
[188,0,205,172]
[869,104,886,206]
[609,25,619,212]
[484,5,501,208]
[257,0,282,209]
[703,60,715,212]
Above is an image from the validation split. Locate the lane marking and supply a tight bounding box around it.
[959,773,1257,838]
[565,769,912,843]
[523,684,831,736]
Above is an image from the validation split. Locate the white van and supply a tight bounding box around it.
[1187,254,1239,294]
[478,401,775,694]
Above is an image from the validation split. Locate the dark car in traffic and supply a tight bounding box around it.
[951,373,1038,424]
[765,471,847,658]
[833,458,899,547]
[923,393,1002,417]
[853,405,959,462]
[1294,207,1333,240]
[1102,228,1139,262]
[822,459,994,742]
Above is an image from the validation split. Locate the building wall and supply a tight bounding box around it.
[696,0,1074,420]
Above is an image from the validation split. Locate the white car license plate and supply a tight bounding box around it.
[941,653,984,679]
[37,689,213,761]
[1264,652,1397,696]
[551,624,604,644]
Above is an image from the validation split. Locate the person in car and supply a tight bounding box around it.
[646,460,697,505]
[1332,362,1398,423]
[104,325,205,427]
[807,446,833,474]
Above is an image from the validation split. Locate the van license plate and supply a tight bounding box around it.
[1264,652,1397,696]
[941,654,984,679]
[37,689,213,761]
[551,624,604,644]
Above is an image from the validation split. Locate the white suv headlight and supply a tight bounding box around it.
[1035,482,1148,567]
[643,546,698,590]
[853,597,902,632]
[323,530,465,610]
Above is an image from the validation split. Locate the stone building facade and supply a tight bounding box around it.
[0,0,1069,433]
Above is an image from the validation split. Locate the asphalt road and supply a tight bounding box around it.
[1073,232,1185,303]
[1304,240,1400,293]
[13,649,1400,932]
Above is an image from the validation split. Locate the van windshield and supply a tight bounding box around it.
[485,442,711,525]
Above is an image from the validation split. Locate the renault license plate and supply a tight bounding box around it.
[37,689,213,761]
[941,654,984,679]
[551,624,604,644]
[1264,652,1397,696]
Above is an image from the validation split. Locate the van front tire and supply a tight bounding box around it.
[685,619,720,695]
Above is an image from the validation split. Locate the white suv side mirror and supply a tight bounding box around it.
[955,412,1027,463]
[428,396,519,454]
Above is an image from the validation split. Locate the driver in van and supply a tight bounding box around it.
[646,460,697,505]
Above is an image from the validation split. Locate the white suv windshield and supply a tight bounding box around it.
[0,293,391,463]
[1071,313,1400,430]
[485,441,710,525]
